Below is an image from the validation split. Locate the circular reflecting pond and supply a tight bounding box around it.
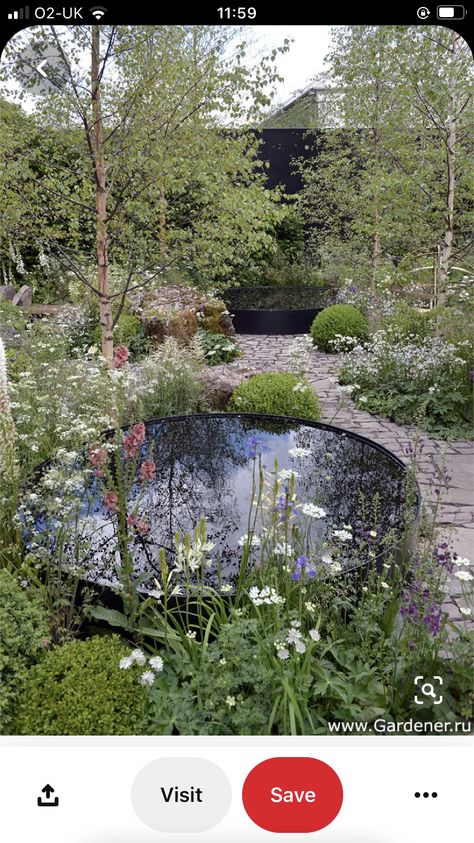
[31,414,414,591]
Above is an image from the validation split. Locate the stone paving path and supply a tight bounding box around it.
[234,334,474,626]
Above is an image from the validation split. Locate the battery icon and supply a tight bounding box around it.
[437,5,466,17]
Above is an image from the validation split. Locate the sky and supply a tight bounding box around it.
[245,25,332,105]
[1,25,334,113]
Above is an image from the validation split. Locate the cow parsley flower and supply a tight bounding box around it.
[288,447,311,458]
[333,529,352,542]
[454,570,473,582]
[301,503,326,519]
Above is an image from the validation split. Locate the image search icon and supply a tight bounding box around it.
[414,676,443,705]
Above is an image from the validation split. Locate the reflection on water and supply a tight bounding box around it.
[34,415,409,590]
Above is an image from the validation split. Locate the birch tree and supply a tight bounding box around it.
[1,25,288,361]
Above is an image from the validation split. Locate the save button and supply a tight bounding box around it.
[242,757,343,833]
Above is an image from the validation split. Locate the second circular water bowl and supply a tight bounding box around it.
[30,414,416,594]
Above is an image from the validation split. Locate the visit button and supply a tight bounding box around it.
[242,757,343,833]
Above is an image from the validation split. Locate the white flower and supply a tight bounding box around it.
[453,556,471,567]
[278,469,300,481]
[333,529,352,542]
[322,554,333,565]
[369,530,377,538]
[381,582,390,589]
[131,649,146,666]
[292,381,308,393]
[226,695,236,708]
[140,670,155,686]
[329,561,342,574]
[290,619,301,628]
[238,533,261,548]
[273,542,293,556]
[277,647,290,660]
[454,570,473,582]
[219,658,227,666]
[309,629,321,641]
[305,601,316,613]
[286,627,303,646]
[149,656,164,672]
[220,583,232,593]
[186,630,197,639]
[459,607,471,616]
[294,639,307,654]
[119,656,134,670]
[249,585,284,606]
[288,447,311,458]
[301,503,327,519]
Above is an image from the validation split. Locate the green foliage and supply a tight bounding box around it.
[310,304,368,352]
[0,300,26,348]
[12,635,151,735]
[0,570,48,733]
[197,330,240,365]
[228,372,320,420]
[93,313,150,360]
[382,302,435,344]
[339,331,472,438]
[149,617,278,735]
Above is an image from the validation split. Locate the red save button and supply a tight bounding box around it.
[242,757,343,833]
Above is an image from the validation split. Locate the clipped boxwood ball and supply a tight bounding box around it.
[310,304,368,352]
[12,635,151,735]
[227,372,320,420]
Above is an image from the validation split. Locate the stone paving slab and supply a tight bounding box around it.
[234,333,474,627]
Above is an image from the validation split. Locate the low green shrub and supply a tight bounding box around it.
[0,571,48,733]
[197,329,240,365]
[310,304,368,352]
[12,635,152,735]
[228,372,320,420]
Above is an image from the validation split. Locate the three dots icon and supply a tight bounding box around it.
[414,792,438,799]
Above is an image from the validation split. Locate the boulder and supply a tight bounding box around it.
[12,285,33,307]
[199,362,260,410]
[140,285,234,346]
[0,285,16,302]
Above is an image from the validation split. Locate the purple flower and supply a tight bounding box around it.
[400,579,443,637]
[246,434,269,459]
[291,554,316,581]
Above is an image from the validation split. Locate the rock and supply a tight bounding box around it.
[145,307,198,345]
[140,285,234,346]
[199,362,260,410]
[12,285,33,307]
[0,285,16,302]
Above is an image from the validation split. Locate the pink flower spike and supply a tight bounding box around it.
[113,345,129,369]
[137,520,150,535]
[140,459,156,482]
[132,422,146,444]
[103,490,119,513]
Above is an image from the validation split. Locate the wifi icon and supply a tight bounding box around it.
[89,5,107,19]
